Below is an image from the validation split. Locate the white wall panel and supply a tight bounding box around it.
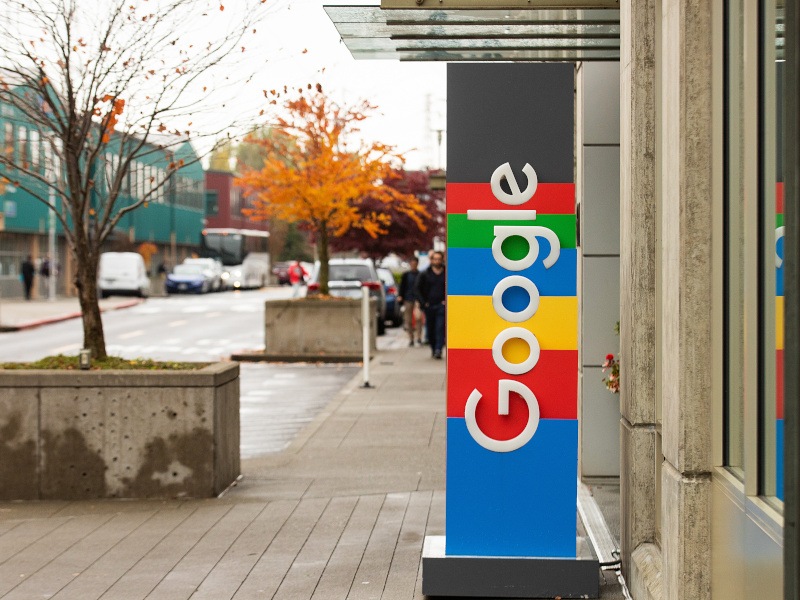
[582,62,621,145]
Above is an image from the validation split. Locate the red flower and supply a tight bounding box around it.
[606,354,614,361]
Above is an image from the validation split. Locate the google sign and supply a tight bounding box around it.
[444,63,578,560]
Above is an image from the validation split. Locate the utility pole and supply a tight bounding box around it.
[48,188,56,301]
[435,129,444,170]
[46,137,57,301]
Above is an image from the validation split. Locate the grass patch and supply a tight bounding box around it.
[0,355,208,371]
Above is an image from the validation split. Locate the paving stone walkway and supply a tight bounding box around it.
[0,335,625,599]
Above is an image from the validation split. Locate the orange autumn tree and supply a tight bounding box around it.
[236,88,428,295]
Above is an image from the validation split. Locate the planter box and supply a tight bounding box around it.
[264,298,376,361]
[0,362,239,500]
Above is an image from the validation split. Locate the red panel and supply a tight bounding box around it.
[447,349,577,422]
[446,183,575,215]
[777,182,784,215]
[777,348,784,420]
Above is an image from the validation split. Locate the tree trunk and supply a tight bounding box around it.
[73,238,107,360]
[318,223,329,296]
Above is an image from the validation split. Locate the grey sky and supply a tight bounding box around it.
[226,0,447,170]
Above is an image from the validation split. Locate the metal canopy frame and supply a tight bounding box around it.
[323,4,620,61]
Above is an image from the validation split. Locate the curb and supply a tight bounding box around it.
[5,299,144,331]
[230,351,370,364]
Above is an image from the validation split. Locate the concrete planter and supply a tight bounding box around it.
[263,298,376,361]
[0,362,239,500]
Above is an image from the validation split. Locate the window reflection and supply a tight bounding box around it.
[724,0,746,475]
[760,0,783,502]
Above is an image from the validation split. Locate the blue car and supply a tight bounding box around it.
[165,264,212,294]
[377,268,402,327]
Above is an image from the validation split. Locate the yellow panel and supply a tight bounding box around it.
[776,295,784,351]
[447,295,577,350]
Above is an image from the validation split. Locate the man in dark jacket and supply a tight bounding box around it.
[398,257,423,346]
[21,256,35,300]
[415,251,446,359]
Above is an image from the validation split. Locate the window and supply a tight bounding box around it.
[206,190,219,216]
[4,122,13,159]
[230,188,241,217]
[722,0,784,505]
[29,129,40,171]
[130,162,137,198]
[17,126,27,168]
[759,0,783,502]
[54,138,63,183]
[724,0,747,475]
[105,153,114,193]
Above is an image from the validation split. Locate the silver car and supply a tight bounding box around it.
[182,258,223,291]
[307,258,387,335]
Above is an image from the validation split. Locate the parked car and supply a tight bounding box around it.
[271,261,291,285]
[182,257,223,291]
[377,267,402,327]
[307,258,387,335]
[97,252,150,298]
[165,263,214,294]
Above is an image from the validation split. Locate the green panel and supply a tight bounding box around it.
[2,189,50,233]
[131,203,172,243]
[778,213,784,227]
[174,206,203,246]
[447,214,577,249]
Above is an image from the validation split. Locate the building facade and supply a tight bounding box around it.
[204,170,270,233]
[326,1,797,598]
[620,0,787,598]
[0,101,206,298]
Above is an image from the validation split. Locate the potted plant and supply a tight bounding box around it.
[0,356,239,501]
[601,321,620,394]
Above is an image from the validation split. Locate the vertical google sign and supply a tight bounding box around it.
[446,63,578,559]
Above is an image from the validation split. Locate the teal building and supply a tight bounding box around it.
[0,101,206,298]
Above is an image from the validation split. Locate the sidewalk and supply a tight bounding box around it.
[0,297,143,330]
[0,333,625,599]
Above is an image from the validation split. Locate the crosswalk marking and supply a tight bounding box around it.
[119,330,144,340]
[50,343,80,354]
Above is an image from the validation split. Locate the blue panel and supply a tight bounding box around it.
[777,418,784,501]
[446,418,578,558]
[448,247,577,297]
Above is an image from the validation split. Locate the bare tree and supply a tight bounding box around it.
[0,0,275,359]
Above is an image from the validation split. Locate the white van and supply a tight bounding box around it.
[97,252,150,298]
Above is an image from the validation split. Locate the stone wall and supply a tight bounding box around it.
[0,362,239,500]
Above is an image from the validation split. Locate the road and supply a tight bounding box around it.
[0,287,360,459]
[0,287,292,363]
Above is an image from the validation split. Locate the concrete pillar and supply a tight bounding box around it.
[619,0,658,580]
[660,0,714,597]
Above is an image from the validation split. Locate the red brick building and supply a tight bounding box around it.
[204,171,269,232]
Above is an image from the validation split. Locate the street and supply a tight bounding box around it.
[0,287,360,459]
[0,287,293,363]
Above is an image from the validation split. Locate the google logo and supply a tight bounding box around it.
[463,162,561,453]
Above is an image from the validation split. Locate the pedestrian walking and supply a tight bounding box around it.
[398,257,424,346]
[415,250,446,359]
[288,260,306,298]
[20,255,35,300]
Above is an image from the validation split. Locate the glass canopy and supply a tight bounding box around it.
[323,5,620,61]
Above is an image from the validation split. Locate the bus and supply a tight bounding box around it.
[200,228,270,290]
